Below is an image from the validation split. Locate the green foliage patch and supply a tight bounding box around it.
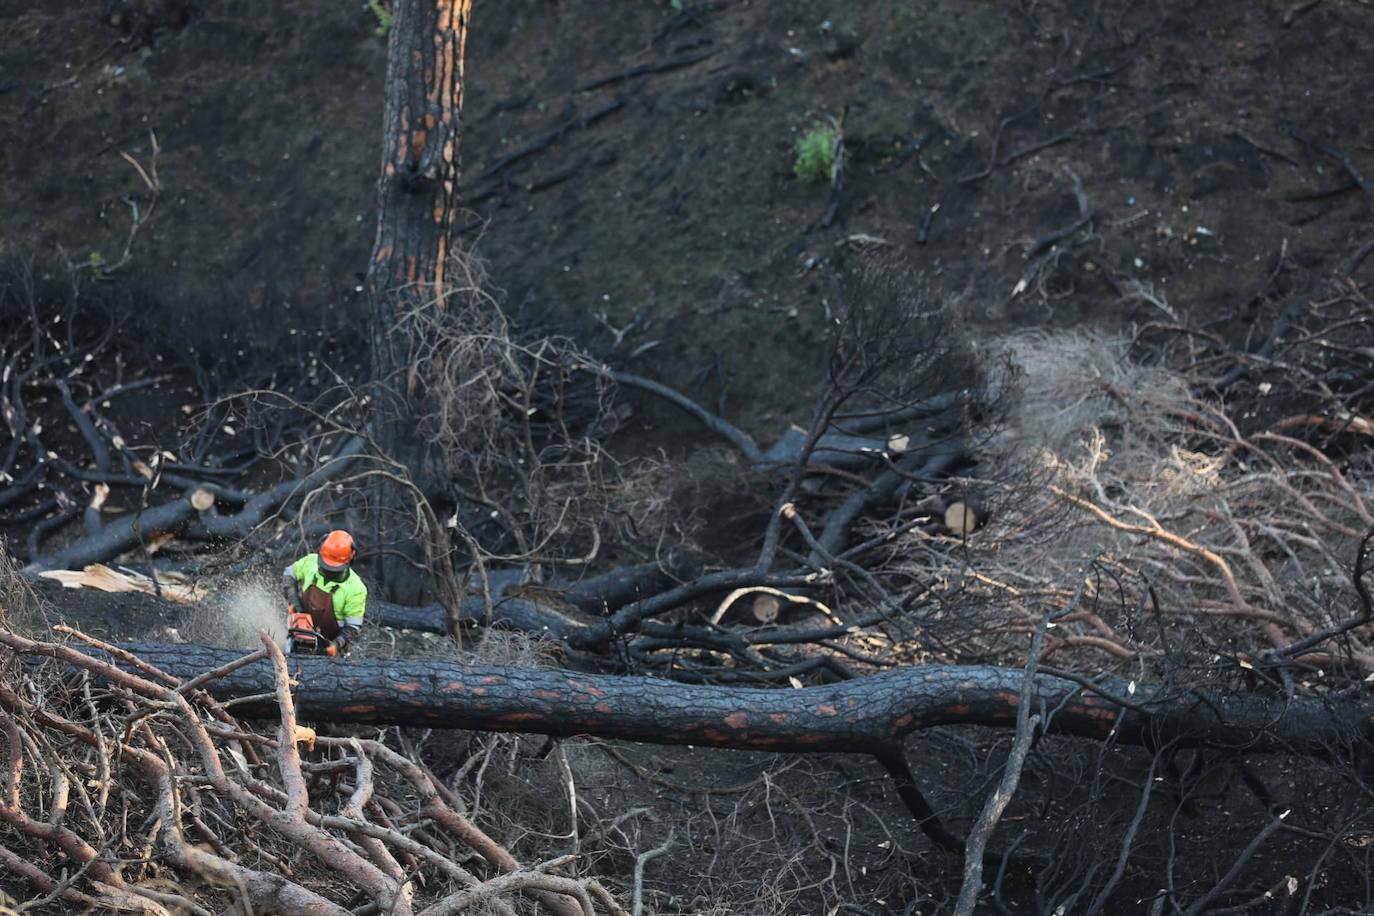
[367,0,392,38]
[793,125,836,183]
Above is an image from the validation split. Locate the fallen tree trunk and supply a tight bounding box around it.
[370,594,588,640]
[831,389,979,435]
[81,643,1373,757]
[603,368,762,462]
[560,562,680,614]
[812,438,964,562]
[370,562,677,638]
[601,366,974,478]
[373,564,825,652]
[757,426,893,472]
[23,495,196,573]
[22,438,364,574]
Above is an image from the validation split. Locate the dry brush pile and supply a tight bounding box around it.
[0,604,630,915]
[886,290,1374,682]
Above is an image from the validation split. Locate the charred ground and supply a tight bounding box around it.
[4,2,1371,421]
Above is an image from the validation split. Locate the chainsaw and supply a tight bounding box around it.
[286,606,337,656]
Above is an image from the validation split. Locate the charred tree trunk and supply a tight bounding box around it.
[89,644,1374,758]
[369,563,679,640]
[366,0,472,602]
[368,0,470,301]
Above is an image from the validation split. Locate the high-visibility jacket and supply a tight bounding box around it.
[288,553,367,629]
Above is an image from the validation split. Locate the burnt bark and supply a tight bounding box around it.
[86,644,1374,758]
[367,0,470,303]
[370,562,679,638]
[811,438,964,562]
[372,564,833,654]
[559,562,680,615]
[366,0,472,602]
[371,594,588,641]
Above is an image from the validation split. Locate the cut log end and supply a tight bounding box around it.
[752,594,781,624]
[944,502,978,537]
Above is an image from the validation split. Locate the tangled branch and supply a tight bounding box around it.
[0,624,628,915]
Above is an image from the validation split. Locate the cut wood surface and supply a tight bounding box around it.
[944,501,978,536]
[38,563,205,604]
[752,593,781,623]
[74,643,1374,757]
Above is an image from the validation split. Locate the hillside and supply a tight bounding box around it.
[3,2,1369,424]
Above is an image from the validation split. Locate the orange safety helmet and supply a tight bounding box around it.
[318,529,356,572]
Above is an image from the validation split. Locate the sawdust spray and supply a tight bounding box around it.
[179,570,286,649]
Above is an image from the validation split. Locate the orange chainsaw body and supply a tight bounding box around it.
[286,607,335,656]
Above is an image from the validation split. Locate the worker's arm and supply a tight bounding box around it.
[332,578,367,652]
[281,564,299,606]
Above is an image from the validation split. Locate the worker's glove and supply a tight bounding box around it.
[331,627,359,656]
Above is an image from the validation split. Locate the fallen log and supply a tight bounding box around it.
[370,593,588,641]
[601,366,974,478]
[828,388,982,435]
[370,562,681,637]
[757,426,892,472]
[22,438,364,574]
[603,367,762,462]
[372,562,812,651]
[560,562,679,614]
[811,438,964,562]
[13,632,1370,858]
[70,643,1374,758]
[24,495,197,574]
[372,567,583,638]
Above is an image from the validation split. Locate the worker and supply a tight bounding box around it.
[281,529,367,655]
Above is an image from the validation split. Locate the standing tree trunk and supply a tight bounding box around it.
[366,0,473,602]
[368,0,470,303]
